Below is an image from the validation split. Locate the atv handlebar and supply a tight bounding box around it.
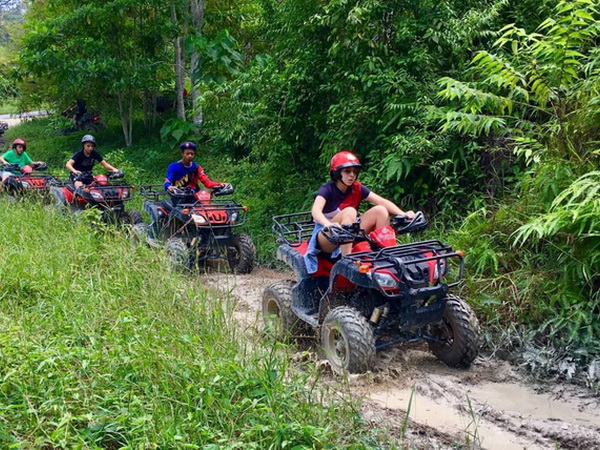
[391,211,428,234]
[322,222,368,245]
[0,163,21,173]
[213,183,234,196]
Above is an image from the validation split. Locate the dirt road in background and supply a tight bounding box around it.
[201,268,600,450]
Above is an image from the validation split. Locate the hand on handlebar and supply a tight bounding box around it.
[323,222,342,232]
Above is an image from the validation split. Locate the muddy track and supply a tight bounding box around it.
[199,268,600,449]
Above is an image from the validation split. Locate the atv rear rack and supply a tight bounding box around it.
[272,211,315,246]
[139,183,169,200]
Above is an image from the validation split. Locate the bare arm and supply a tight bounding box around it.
[311,195,334,227]
[100,160,118,172]
[66,158,80,174]
[0,155,7,165]
[366,192,414,218]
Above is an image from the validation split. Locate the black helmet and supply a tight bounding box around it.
[179,141,197,151]
[81,134,96,145]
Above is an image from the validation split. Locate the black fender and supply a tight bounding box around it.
[276,244,309,279]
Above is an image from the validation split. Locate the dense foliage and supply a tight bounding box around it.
[7,0,600,380]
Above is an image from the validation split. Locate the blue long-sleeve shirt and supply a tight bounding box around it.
[164,161,198,190]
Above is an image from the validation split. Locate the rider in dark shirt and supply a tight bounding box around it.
[65,134,119,188]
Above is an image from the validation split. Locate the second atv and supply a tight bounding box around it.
[139,184,256,273]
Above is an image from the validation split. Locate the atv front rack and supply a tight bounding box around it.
[345,240,465,295]
[272,211,315,246]
[8,174,63,190]
[140,184,249,227]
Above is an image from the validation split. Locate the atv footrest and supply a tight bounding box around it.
[291,305,318,327]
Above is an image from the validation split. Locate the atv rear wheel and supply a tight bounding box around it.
[227,233,256,274]
[262,281,307,340]
[166,238,191,270]
[428,295,480,368]
[321,306,375,374]
[122,209,143,225]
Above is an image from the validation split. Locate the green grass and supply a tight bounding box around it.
[0,98,19,115]
[0,200,380,448]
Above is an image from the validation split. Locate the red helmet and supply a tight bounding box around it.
[329,151,362,183]
[329,151,362,172]
[95,174,108,185]
[12,138,26,150]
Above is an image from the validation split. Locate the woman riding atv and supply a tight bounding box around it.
[306,150,415,274]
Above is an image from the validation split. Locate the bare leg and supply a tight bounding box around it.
[317,207,357,255]
[359,205,389,233]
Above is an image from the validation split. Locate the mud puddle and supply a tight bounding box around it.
[200,269,600,449]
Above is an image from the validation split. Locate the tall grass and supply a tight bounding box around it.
[0,200,376,447]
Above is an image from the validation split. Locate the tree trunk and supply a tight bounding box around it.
[117,91,133,147]
[171,0,186,121]
[190,0,205,128]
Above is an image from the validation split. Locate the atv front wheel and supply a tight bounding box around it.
[227,233,256,274]
[262,281,306,340]
[50,187,68,213]
[122,209,143,225]
[321,306,375,374]
[428,295,480,368]
[166,238,191,270]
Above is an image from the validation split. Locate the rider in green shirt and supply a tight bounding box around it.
[0,139,42,182]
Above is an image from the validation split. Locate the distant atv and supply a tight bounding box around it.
[1,163,62,199]
[139,184,256,273]
[0,121,8,151]
[263,212,480,373]
[50,170,142,224]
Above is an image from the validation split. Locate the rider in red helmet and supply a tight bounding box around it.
[305,150,415,274]
[0,138,45,182]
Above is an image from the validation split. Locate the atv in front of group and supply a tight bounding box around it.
[262,212,480,374]
[137,184,256,274]
[50,170,142,225]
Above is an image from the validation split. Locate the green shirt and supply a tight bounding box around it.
[1,150,33,168]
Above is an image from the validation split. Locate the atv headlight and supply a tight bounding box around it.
[21,181,30,188]
[90,190,103,200]
[121,189,129,199]
[373,272,400,289]
[230,212,239,223]
[192,213,207,225]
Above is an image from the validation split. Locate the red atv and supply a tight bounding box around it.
[1,163,62,198]
[50,170,142,224]
[263,211,480,373]
[138,184,256,273]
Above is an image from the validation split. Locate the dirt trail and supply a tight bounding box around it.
[200,268,600,449]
